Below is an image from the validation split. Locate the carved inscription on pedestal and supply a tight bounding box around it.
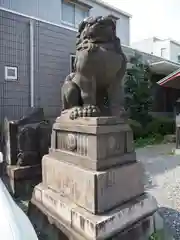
[42,191,58,211]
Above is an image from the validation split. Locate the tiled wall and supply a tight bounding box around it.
[33,21,76,118]
[0,10,30,121]
[0,10,76,121]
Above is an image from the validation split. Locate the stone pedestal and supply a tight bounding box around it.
[2,110,51,198]
[28,116,157,239]
[175,114,180,154]
[4,164,41,198]
[3,118,18,165]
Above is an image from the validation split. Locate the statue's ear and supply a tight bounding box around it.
[106,15,116,26]
[78,20,86,33]
[78,17,90,33]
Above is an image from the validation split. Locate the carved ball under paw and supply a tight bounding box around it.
[70,105,100,119]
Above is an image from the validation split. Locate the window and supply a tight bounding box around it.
[178,54,180,63]
[160,48,166,58]
[5,66,18,81]
[62,0,89,28]
[70,54,76,73]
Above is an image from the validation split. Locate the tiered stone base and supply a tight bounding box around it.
[28,116,158,239]
[28,201,155,240]
[4,164,41,198]
[42,155,145,214]
[28,184,157,240]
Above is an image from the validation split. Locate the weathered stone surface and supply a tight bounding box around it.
[126,131,134,153]
[31,184,157,240]
[2,108,51,167]
[50,116,135,170]
[6,164,41,180]
[53,116,130,134]
[6,176,41,198]
[28,200,155,240]
[56,115,125,126]
[4,164,41,198]
[3,118,18,165]
[42,155,144,213]
[49,150,136,171]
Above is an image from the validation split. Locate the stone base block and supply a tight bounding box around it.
[28,202,155,240]
[174,148,180,155]
[49,150,136,171]
[29,184,157,240]
[42,155,145,213]
[4,164,41,198]
[51,116,135,171]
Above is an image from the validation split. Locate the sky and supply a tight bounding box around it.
[103,0,180,44]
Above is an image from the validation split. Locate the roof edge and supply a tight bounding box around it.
[122,44,180,66]
[150,61,180,67]
[89,0,132,18]
[157,68,180,85]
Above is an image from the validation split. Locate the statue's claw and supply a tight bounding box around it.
[70,105,100,120]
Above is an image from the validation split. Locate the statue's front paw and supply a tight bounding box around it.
[83,105,100,117]
[70,105,100,119]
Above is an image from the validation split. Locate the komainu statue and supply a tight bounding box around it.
[61,15,127,119]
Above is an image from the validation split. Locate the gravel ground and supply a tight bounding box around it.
[136,143,180,239]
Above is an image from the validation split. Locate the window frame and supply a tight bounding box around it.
[61,0,89,28]
[4,66,18,81]
[177,54,180,63]
[160,48,166,58]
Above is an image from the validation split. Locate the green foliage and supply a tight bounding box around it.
[146,116,175,136]
[125,52,153,126]
[128,119,143,139]
[133,116,175,148]
[125,52,175,147]
[135,134,163,148]
[149,230,164,240]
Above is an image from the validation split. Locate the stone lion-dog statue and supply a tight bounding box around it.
[61,15,127,119]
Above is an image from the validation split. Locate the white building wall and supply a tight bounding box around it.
[153,39,170,60]
[170,42,180,63]
[131,38,154,54]
[132,37,180,63]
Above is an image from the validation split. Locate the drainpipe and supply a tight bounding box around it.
[30,20,34,107]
